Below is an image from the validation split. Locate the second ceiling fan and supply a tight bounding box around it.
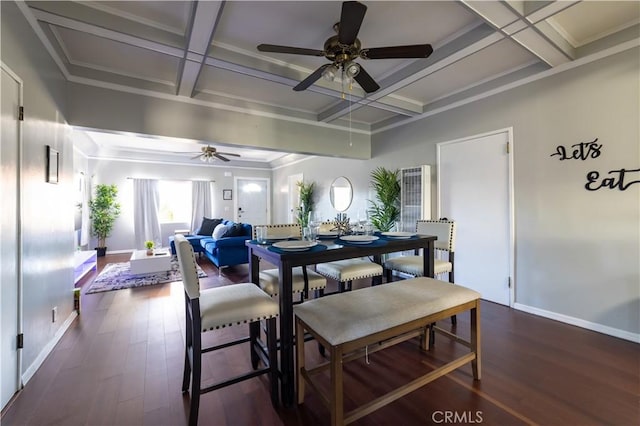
[257,1,433,94]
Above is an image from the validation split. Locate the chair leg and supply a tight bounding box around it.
[266,317,279,407]
[385,268,393,283]
[182,298,193,393]
[250,322,260,370]
[449,271,457,325]
[189,332,202,426]
[339,281,346,293]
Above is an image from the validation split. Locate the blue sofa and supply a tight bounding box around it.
[169,220,252,269]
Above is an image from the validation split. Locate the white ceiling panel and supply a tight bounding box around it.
[335,104,397,124]
[53,26,180,83]
[547,1,640,48]
[394,38,538,103]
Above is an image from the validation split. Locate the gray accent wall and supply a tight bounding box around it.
[1,1,76,373]
[273,47,640,337]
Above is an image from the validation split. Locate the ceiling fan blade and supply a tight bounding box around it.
[217,152,241,157]
[353,65,380,93]
[213,153,231,162]
[190,154,202,160]
[338,1,367,45]
[257,44,324,56]
[361,44,433,60]
[293,64,331,91]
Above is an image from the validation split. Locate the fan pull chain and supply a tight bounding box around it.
[349,91,353,147]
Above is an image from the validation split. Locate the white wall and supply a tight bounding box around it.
[273,47,640,340]
[87,158,271,251]
[1,1,76,375]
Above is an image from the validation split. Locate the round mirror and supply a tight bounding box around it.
[330,176,353,212]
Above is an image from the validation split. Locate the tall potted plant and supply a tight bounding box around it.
[296,181,315,227]
[89,183,121,256]
[368,167,401,232]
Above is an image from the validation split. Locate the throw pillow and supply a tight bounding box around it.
[198,217,223,235]
[223,223,245,238]
[212,223,230,240]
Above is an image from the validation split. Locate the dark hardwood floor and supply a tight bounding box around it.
[2,253,638,425]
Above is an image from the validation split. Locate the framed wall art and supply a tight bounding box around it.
[223,189,232,200]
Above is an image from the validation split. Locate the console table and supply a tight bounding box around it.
[73,250,97,285]
[247,235,436,406]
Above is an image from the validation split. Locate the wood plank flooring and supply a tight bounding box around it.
[2,253,638,425]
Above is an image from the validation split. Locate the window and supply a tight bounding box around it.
[158,180,192,223]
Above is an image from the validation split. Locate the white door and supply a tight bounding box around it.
[437,128,514,306]
[1,65,22,409]
[287,173,303,223]
[235,177,269,225]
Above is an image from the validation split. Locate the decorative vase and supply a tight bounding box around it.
[95,247,107,257]
[146,249,153,256]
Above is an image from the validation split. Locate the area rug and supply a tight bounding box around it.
[85,256,207,294]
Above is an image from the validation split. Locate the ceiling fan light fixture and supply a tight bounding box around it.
[322,64,339,82]
[344,61,360,78]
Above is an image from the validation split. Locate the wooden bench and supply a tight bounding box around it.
[294,277,481,426]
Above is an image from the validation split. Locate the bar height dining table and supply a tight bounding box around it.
[247,234,437,406]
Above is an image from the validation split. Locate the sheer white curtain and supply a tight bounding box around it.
[191,181,213,232]
[133,179,162,249]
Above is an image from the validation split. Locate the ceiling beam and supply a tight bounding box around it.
[176,1,225,97]
[460,0,578,66]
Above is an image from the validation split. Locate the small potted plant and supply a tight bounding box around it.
[145,240,155,256]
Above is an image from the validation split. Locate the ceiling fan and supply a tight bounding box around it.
[257,1,433,94]
[190,145,240,163]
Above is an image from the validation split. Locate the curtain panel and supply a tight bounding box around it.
[133,179,162,249]
[191,181,213,232]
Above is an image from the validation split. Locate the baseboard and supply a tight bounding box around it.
[513,303,639,343]
[21,310,78,385]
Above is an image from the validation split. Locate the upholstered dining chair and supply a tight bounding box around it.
[316,257,383,293]
[384,219,456,282]
[383,219,457,324]
[252,223,327,301]
[174,235,279,426]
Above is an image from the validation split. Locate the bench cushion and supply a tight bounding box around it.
[294,277,480,346]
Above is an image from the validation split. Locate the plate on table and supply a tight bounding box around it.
[272,240,318,251]
[265,235,292,241]
[339,235,379,244]
[381,231,416,239]
[317,232,338,239]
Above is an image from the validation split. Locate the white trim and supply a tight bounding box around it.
[270,155,316,171]
[21,311,78,385]
[513,303,640,343]
[83,154,272,171]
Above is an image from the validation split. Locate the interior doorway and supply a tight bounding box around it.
[1,63,23,410]
[437,128,514,306]
[287,173,303,223]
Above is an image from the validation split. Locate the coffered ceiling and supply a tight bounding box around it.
[19,1,640,166]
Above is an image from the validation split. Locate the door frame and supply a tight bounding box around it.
[436,127,515,306]
[233,176,271,224]
[1,61,24,407]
